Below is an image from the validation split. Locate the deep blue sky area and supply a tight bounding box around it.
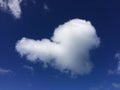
[0,0,120,90]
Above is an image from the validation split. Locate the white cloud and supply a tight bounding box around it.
[0,68,12,75]
[112,83,120,89]
[16,19,100,75]
[0,0,23,18]
[0,0,49,18]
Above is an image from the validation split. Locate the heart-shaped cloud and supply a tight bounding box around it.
[16,19,100,75]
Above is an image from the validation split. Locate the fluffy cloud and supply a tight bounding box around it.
[0,68,12,75]
[0,0,23,18]
[16,19,100,75]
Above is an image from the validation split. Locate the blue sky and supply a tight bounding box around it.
[0,0,120,90]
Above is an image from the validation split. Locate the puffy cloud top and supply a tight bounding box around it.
[16,19,100,75]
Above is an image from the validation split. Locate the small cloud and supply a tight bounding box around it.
[112,83,120,89]
[23,65,34,72]
[0,0,23,19]
[43,3,49,11]
[108,53,120,75]
[16,19,100,76]
[90,85,112,90]
[0,67,12,75]
[115,53,120,60]
[108,70,114,75]
[0,0,48,18]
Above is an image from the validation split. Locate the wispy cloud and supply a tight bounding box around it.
[0,0,23,18]
[0,67,12,75]
[0,0,49,18]
[16,19,100,76]
[108,53,120,75]
[115,53,120,74]
[112,83,120,89]
[23,65,34,72]
[90,85,112,90]
[43,3,49,11]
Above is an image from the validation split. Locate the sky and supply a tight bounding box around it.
[0,0,120,90]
